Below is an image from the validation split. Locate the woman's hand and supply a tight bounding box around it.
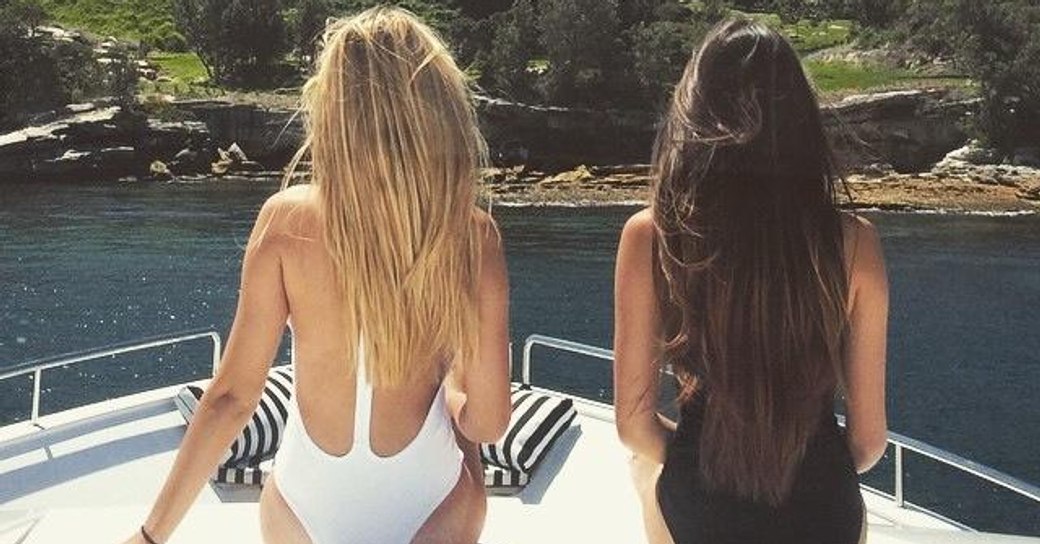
[119,528,152,544]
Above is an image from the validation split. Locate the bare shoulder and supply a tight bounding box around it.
[620,208,655,251]
[255,184,320,240]
[472,207,508,294]
[277,183,316,204]
[840,212,886,290]
[625,208,655,235]
[264,184,317,215]
[840,211,878,240]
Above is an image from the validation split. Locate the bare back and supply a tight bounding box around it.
[266,185,449,457]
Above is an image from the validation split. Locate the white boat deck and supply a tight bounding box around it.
[1,386,1038,544]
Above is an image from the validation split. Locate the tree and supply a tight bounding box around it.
[1,0,135,129]
[221,0,287,86]
[946,1,1040,154]
[539,0,622,107]
[618,0,663,28]
[902,0,1040,153]
[331,0,461,38]
[289,0,332,61]
[172,0,288,87]
[729,0,772,10]
[693,0,729,23]
[771,0,804,23]
[847,0,904,28]
[456,0,512,20]
[629,19,707,108]
[172,0,227,81]
[482,0,540,101]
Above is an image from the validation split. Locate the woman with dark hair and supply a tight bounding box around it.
[614,18,888,544]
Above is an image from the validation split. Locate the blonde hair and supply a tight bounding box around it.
[284,6,488,387]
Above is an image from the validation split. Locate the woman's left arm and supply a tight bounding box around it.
[127,195,290,543]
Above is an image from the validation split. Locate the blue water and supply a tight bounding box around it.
[1,180,1038,533]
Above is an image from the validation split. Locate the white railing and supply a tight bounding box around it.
[520,333,1040,528]
[0,329,221,425]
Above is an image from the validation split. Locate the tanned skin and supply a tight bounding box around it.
[125,185,511,544]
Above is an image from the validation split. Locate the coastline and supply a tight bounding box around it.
[480,166,1040,214]
[11,164,1030,215]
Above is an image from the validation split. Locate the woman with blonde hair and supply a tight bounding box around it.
[614,18,888,544]
[124,7,511,543]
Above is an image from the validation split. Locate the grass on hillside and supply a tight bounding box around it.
[806,60,912,92]
[141,52,224,98]
[39,0,183,49]
[804,59,973,96]
[148,52,208,83]
[743,12,853,54]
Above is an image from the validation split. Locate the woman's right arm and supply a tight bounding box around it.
[449,211,511,444]
[843,215,889,473]
[614,209,672,464]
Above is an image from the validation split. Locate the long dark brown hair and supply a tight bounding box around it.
[652,18,849,506]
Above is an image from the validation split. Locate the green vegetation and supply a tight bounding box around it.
[1,0,137,129]
[38,0,185,50]
[140,52,221,98]
[933,1,1040,153]
[805,60,910,92]
[148,52,208,83]
[7,0,1040,152]
[746,13,852,53]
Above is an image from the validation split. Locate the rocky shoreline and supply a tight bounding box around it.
[482,161,1040,213]
[2,89,1039,213]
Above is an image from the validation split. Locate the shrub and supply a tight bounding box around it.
[287,0,331,60]
[539,0,623,107]
[481,0,539,101]
[1,0,139,128]
[629,20,708,108]
[904,0,1040,153]
[172,0,288,87]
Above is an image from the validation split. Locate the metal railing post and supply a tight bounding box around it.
[895,444,905,507]
[211,333,222,374]
[522,340,534,385]
[31,369,42,425]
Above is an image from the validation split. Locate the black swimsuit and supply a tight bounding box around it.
[656,393,864,544]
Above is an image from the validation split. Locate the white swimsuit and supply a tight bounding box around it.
[273,353,463,544]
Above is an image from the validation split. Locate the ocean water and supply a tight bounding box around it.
[1,180,1038,534]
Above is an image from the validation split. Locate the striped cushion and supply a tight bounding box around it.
[174,366,294,467]
[213,459,273,486]
[480,386,577,473]
[211,456,530,490]
[484,464,529,492]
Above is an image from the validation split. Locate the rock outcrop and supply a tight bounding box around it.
[475,97,657,169]
[173,100,304,168]
[166,91,975,173]
[0,103,210,182]
[0,89,983,183]
[825,90,976,173]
